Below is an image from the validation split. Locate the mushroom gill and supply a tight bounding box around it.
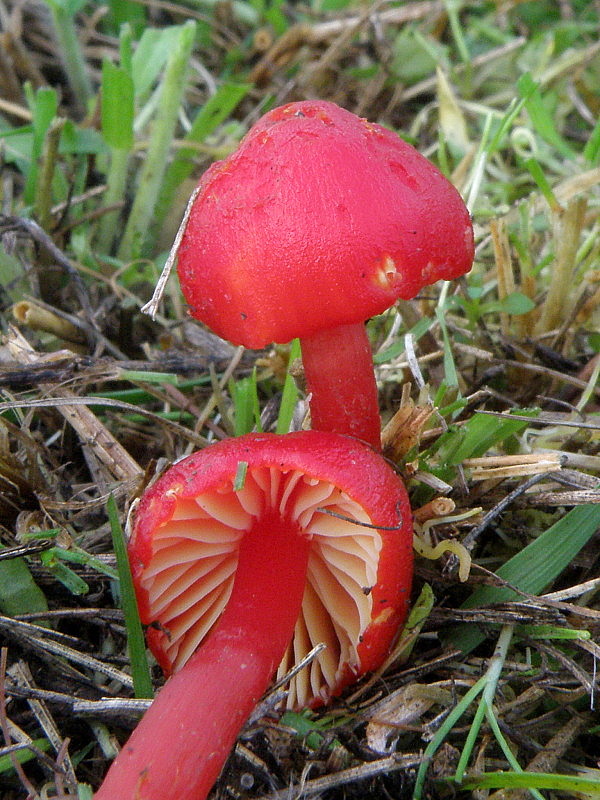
[137,464,381,706]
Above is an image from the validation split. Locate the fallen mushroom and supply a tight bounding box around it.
[178,100,474,449]
[95,431,412,800]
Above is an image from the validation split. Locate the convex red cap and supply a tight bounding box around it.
[178,100,474,349]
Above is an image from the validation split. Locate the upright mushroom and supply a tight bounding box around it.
[178,100,474,450]
[94,431,412,800]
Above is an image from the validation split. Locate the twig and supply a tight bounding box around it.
[526,488,600,505]
[254,753,420,800]
[460,471,559,552]
[8,661,76,784]
[477,409,600,429]
[0,618,134,689]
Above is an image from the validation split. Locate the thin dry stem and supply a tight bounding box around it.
[537,197,588,335]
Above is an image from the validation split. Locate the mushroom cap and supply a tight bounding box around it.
[178,100,474,348]
[129,431,413,708]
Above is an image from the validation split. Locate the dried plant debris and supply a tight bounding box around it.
[0,0,599,798]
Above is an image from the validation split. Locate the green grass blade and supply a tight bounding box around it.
[230,369,261,436]
[118,20,197,261]
[483,698,544,800]
[276,338,301,434]
[0,738,51,774]
[373,316,434,364]
[413,675,487,800]
[583,115,600,164]
[107,495,153,699]
[130,26,183,101]
[49,546,119,580]
[24,86,58,204]
[524,157,560,210]
[517,73,577,160]
[40,550,89,595]
[118,370,179,385]
[44,0,92,114]
[155,82,250,228]
[458,771,600,793]
[436,307,459,388]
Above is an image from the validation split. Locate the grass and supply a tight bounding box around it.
[0,0,599,798]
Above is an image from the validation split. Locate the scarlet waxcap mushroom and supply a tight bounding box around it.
[177,100,474,449]
[95,431,412,800]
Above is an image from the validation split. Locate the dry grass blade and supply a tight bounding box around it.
[4,327,142,482]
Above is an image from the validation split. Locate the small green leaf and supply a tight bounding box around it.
[59,121,106,155]
[107,0,146,35]
[49,546,118,581]
[394,583,435,662]
[76,784,94,800]
[392,27,448,83]
[24,86,58,203]
[234,461,248,491]
[0,550,48,617]
[499,291,536,315]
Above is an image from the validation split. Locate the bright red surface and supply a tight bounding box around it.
[178,99,474,348]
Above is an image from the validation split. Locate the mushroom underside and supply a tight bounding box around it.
[137,465,382,708]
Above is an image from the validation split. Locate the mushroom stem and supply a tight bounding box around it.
[301,323,381,451]
[94,512,312,800]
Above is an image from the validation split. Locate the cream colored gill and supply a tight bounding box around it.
[138,467,382,705]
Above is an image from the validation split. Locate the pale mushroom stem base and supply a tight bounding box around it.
[94,513,312,800]
[301,323,381,451]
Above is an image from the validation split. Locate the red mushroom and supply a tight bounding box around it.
[178,100,474,450]
[94,431,412,800]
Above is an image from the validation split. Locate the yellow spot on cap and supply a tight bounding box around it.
[374,255,398,289]
[372,606,395,626]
